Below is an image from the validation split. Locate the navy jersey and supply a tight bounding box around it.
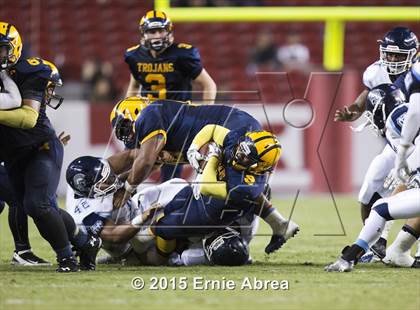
[129,100,261,156]
[393,71,409,99]
[0,57,56,158]
[124,43,203,101]
[403,62,420,97]
[219,127,267,204]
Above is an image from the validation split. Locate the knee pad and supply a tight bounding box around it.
[23,198,55,219]
[372,202,393,221]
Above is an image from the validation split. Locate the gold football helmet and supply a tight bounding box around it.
[110,96,149,144]
[0,22,22,69]
[231,131,282,174]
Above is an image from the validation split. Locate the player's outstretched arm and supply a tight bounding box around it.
[114,135,166,209]
[100,220,140,244]
[0,71,21,109]
[200,155,227,200]
[334,89,368,122]
[0,99,40,129]
[107,149,136,174]
[193,68,217,104]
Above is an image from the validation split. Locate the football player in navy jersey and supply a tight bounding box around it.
[108,96,261,195]
[124,10,217,182]
[0,22,101,272]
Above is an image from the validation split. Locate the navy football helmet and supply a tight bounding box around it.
[203,228,249,266]
[379,27,418,75]
[365,83,406,136]
[66,156,122,198]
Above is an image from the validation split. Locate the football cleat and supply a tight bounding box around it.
[56,256,80,273]
[370,237,387,260]
[324,257,354,272]
[97,253,122,265]
[415,241,420,259]
[265,220,299,254]
[412,257,420,268]
[79,235,102,271]
[359,250,375,263]
[11,249,51,266]
[383,245,414,267]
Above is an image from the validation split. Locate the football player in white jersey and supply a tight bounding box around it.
[334,27,418,259]
[326,79,420,272]
[383,61,420,267]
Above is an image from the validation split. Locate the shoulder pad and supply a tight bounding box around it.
[126,44,140,53]
[411,62,420,81]
[363,61,391,90]
[176,43,194,50]
[14,57,53,80]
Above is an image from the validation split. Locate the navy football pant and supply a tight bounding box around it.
[0,163,31,251]
[5,137,72,258]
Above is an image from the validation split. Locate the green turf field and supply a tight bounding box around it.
[0,195,419,310]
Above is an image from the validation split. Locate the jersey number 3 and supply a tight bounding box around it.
[145,73,166,99]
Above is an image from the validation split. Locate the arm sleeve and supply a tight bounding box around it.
[191,124,230,149]
[199,156,227,200]
[0,71,22,109]
[0,105,38,129]
[400,93,420,146]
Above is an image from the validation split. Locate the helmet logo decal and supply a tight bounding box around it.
[73,173,86,193]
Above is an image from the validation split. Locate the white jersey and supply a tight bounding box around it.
[70,192,114,226]
[363,61,392,90]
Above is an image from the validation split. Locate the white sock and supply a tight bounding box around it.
[357,211,385,250]
[388,230,416,254]
[263,209,288,235]
[380,220,394,240]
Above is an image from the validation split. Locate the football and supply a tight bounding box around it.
[198,142,211,170]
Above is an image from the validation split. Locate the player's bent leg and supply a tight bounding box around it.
[384,217,420,268]
[1,159,50,266]
[326,189,420,272]
[254,196,299,254]
[22,139,78,272]
[358,145,395,222]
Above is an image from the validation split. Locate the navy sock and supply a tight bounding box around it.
[72,229,89,249]
[55,244,74,260]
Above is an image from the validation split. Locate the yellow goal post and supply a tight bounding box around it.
[155,0,420,70]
